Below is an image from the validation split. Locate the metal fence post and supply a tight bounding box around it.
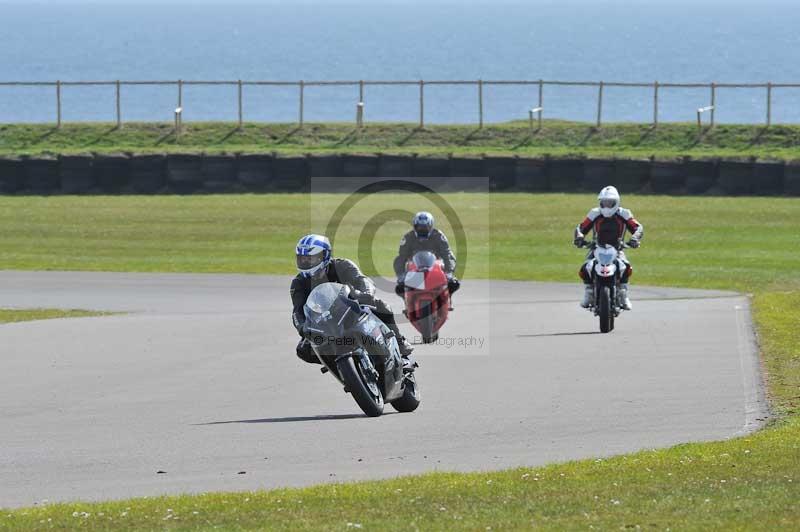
[596,81,604,128]
[56,80,62,128]
[299,80,305,127]
[419,80,425,129]
[710,82,716,127]
[178,79,183,109]
[115,80,122,129]
[478,79,483,128]
[237,80,243,130]
[766,82,772,127]
[538,79,544,129]
[653,81,659,127]
[356,102,364,128]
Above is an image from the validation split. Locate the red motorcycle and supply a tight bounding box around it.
[401,251,451,343]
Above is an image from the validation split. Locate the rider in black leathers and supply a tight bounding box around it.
[393,211,460,297]
[291,234,414,364]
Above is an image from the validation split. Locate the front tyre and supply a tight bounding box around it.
[391,373,421,413]
[598,286,614,334]
[419,311,437,343]
[337,356,384,417]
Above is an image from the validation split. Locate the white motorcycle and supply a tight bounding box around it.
[578,240,633,333]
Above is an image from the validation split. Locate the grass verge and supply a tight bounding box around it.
[0,193,798,528]
[2,120,800,160]
[0,308,108,324]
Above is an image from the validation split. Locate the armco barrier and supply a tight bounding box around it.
[308,154,343,179]
[582,158,615,192]
[514,157,547,191]
[129,154,165,193]
[685,158,717,194]
[59,154,95,194]
[485,156,517,191]
[342,154,379,179]
[614,159,650,191]
[271,154,308,192]
[201,154,237,192]
[449,156,485,178]
[651,158,687,193]
[24,156,59,192]
[166,154,203,193]
[0,152,796,196]
[785,161,800,196]
[548,158,584,192]
[0,157,23,193]
[448,156,487,191]
[413,155,450,178]
[378,154,413,178]
[718,159,755,196]
[94,154,130,192]
[752,160,784,195]
[236,153,271,190]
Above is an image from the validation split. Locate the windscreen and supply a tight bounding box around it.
[595,246,617,266]
[304,282,346,321]
[412,251,437,270]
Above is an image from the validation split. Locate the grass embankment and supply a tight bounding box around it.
[2,121,800,160]
[1,194,798,529]
[0,308,106,323]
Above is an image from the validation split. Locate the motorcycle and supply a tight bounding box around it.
[578,240,633,333]
[303,282,420,417]
[400,251,451,343]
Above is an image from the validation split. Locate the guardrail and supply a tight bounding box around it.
[0,79,797,128]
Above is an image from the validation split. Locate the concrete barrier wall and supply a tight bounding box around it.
[0,153,797,196]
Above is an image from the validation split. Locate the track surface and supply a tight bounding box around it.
[0,272,767,508]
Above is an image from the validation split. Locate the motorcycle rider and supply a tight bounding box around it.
[393,211,460,297]
[291,234,415,365]
[573,186,644,310]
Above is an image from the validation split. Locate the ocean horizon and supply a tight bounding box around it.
[2,0,799,124]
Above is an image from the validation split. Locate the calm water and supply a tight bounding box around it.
[2,0,799,124]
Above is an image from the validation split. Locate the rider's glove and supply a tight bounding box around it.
[627,239,640,249]
[573,237,586,248]
[395,282,405,297]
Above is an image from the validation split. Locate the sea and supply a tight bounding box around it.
[2,0,800,124]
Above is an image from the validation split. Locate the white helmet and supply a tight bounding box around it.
[296,234,331,278]
[412,211,434,239]
[598,186,620,218]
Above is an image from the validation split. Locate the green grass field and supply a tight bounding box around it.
[1,193,798,529]
[2,120,800,160]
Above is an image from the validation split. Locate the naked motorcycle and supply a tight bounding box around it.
[579,240,633,333]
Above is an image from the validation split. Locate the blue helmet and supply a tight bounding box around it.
[412,211,434,239]
[296,234,331,278]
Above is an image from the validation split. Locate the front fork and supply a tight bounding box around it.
[592,276,621,316]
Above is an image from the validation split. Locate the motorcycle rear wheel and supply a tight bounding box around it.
[338,356,384,417]
[391,373,421,413]
[598,286,614,333]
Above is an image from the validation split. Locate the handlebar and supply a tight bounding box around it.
[577,239,633,250]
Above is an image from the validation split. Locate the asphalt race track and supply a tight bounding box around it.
[0,272,767,508]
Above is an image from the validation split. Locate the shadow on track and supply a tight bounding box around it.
[516,331,603,338]
[196,412,398,425]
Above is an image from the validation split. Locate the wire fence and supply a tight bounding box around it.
[1,79,798,129]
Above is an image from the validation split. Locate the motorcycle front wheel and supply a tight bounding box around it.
[338,356,384,417]
[598,285,614,333]
[419,310,437,343]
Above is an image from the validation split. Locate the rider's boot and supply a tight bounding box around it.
[580,284,593,308]
[619,284,632,310]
